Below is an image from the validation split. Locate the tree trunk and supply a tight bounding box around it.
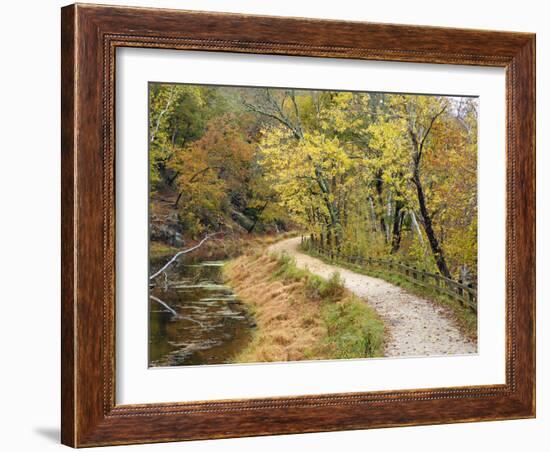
[368,197,378,232]
[413,173,451,278]
[406,105,449,276]
[167,170,180,186]
[247,201,269,233]
[174,190,184,208]
[374,174,388,242]
[314,165,342,252]
[409,210,424,245]
[390,199,404,254]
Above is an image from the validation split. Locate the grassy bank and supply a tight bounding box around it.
[224,251,385,363]
[303,247,477,341]
[150,231,299,264]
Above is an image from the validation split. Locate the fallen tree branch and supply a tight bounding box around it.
[149,232,221,281]
[184,316,205,328]
[150,295,206,328]
[149,295,178,316]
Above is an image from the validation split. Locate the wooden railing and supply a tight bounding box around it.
[302,239,477,312]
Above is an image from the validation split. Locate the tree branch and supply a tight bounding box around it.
[243,89,304,140]
[149,232,222,280]
[150,85,177,144]
[419,105,447,154]
[149,295,177,316]
[188,165,222,183]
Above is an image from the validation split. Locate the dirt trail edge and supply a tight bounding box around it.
[268,237,476,357]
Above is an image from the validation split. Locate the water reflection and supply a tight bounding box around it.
[149,260,254,367]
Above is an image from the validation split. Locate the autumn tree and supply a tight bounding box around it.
[166,114,254,233]
[149,82,478,279]
[149,84,227,189]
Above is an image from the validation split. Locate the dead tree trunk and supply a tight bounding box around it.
[149,232,221,280]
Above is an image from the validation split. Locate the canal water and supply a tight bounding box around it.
[148,259,255,367]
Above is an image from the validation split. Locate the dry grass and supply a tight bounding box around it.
[225,254,324,362]
[224,252,385,363]
[150,231,299,266]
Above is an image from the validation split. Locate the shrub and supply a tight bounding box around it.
[321,272,345,299]
[323,296,384,358]
[305,272,344,301]
[271,253,309,282]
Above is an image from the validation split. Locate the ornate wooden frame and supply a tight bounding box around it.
[61,3,535,447]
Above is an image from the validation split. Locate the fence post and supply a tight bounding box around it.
[305,244,477,311]
[468,284,475,309]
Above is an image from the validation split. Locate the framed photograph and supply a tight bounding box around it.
[61,3,535,447]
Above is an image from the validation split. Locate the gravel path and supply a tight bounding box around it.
[269,237,476,357]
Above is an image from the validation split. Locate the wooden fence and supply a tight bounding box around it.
[302,238,477,312]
